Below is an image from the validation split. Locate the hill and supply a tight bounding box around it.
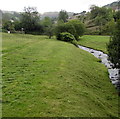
[1,10,74,21]
[41,12,74,19]
[1,10,21,22]
[104,1,120,11]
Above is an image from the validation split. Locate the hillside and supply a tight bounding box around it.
[41,12,74,19]
[2,33,118,117]
[1,10,74,21]
[1,10,21,22]
[104,1,120,11]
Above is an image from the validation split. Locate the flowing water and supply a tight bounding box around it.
[78,45,120,91]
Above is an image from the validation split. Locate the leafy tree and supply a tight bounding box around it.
[41,17,52,27]
[45,26,54,39]
[55,23,67,36]
[114,11,120,22]
[67,20,85,39]
[3,20,15,32]
[90,5,100,19]
[107,20,120,68]
[103,19,115,35]
[41,17,54,38]
[21,7,43,34]
[58,10,68,23]
[107,20,120,94]
[14,21,22,31]
[55,19,85,41]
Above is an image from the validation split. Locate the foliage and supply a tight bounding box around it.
[41,17,52,27]
[45,26,54,39]
[21,7,43,34]
[58,10,68,23]
[14,21,22,31]
[102,19,116,35]
[2,20,15,33]
[89,5,114,35]
[114,11,120,22]
[90,6,113,23]
[41,17,54,38]
[55,19,85,41]
[90,5,100,19]
[55,23,67,36]
[107,20,120,68]
[67,20,85,39]
[57,32,75,42]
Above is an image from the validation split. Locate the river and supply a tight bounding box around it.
[78,45,120,92]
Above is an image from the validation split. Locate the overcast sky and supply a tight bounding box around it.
[0,0,117,13]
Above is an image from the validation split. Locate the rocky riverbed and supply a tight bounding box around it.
[78,45,120,91]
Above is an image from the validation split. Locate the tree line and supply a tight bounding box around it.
[2,5,120,36]
[2,7,85,41]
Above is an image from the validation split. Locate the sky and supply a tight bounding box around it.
[0,0,117,13]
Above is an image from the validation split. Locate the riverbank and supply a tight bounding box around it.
[78,45,120,93]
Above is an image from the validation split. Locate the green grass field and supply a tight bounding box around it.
[2,33,119,117]
[79,35,110,53]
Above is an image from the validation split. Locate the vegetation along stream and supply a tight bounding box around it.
[78,45,120,92]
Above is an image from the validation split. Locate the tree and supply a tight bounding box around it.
[107,20,120,68]
[114,11,120,22]
[90,6,113,34]
[107,20,120,95]
[103,19,116,35]
[21,7,43,34]
[3,20,15,33]
[90,5,100,19]
[55,19,85,41]
[41,17,52,27]
[45,26,54,39]
[66,19,85,40]
[14,21,22,31]
[41,17,54,38]
[58,10,68,23]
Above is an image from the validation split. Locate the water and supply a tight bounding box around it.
[78,45,120,91]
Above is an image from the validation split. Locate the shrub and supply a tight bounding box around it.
[57,32,76,42]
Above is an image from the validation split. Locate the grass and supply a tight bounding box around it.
[78,35,110,53]
[2,33,119,117]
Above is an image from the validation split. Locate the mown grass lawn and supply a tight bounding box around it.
[79,35,110,53]
[2,33,118,117]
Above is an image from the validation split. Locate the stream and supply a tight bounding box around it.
[78,45,120,91]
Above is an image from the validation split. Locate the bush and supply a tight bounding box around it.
[57,32,76,42]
